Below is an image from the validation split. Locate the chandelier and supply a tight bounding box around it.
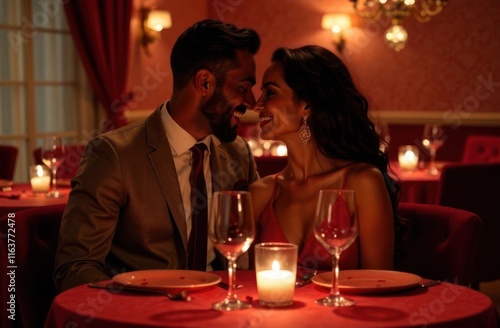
[349,0,448,51]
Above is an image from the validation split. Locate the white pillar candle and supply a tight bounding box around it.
[398,146,419,171]
[256,260,295,306]
[30,165,51,193]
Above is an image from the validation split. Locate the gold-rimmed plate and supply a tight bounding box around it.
[113,270,221,292]
[312,270,422,294]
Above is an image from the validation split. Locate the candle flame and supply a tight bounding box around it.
[36,165,44,177]
[404,150,416,161]
[271,260,280,271]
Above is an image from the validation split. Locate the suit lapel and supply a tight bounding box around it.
[145,106,188,251]
[209,141,229,193]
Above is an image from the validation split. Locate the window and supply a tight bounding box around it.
[0,0,94,183]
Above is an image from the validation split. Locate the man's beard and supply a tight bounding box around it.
[202,89,239,142]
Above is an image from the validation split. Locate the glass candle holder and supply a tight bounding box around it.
[29,165,51,194]
[255,242,298,307]
[398,145,419,171]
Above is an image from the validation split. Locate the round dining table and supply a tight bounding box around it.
[389,162,447,204]
[0,183,70,218]
[44,270,499,328]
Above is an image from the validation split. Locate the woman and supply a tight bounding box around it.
[249,45,399,272]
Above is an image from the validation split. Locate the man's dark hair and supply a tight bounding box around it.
[170,19,260,88]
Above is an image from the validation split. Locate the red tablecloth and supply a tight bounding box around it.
[390,162,443,204]
[45,270,499,328]
[0,183,69,218]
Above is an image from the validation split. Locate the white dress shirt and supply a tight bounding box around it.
[160,101,216,270]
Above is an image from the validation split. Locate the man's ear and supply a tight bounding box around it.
[194,69,215,97]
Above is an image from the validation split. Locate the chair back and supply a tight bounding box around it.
[461,135,500,163]
[33,144,87,180]
[436,162,500,287]
[0,204,66,328]
[395,202,481,286]
[0,145,18,181]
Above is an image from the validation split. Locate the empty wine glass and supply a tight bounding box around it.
[422,124,445,175]
[41,136,66,198]
[209,191,255,311]
[314,190,359,307]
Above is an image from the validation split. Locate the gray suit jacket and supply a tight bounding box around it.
[54,106,259,291]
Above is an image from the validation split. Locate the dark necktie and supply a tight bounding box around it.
[188,143,208,271]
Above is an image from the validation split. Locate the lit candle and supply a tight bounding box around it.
[30,165,51,193]
[256,260,295,306]
[398,146,419,171]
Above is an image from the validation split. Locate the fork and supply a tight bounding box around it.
[295,270,317,287]
[88,282,191,301]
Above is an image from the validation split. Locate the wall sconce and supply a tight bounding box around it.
[139,7,172,55]
[322,14,352,52]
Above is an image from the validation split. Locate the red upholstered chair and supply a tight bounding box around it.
[395,202,481,286]
[436,162,500,289]
[33,144,86,180]
[0,204,66,328]
[461,135,500,163]
[0,145,18,181]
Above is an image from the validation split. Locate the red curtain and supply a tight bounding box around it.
[63,0,132,131]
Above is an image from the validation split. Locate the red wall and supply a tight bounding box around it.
[125,0,500,158]
[127,0,500,118]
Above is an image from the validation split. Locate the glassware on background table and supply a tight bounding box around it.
[422,124,445,175]
[29,165,51,194]
[41,136,66,198]
[398,145,419,171]
[254,242,298,307]
[314,189,359,307]
[209,191,255,311]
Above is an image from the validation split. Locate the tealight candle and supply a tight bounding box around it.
[398,145,419,171]
[29,165,51,194]
[255,243,298,307]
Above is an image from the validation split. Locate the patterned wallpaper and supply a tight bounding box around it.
[127,0,500,125]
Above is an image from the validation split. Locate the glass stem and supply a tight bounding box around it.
[226,259,237,302]
[51,165,58,192]
[330,252,341,298]
[429,149,437,171]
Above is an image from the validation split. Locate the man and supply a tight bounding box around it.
[54,20,261,291]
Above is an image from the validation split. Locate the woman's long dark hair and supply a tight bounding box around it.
[272,45,403,255]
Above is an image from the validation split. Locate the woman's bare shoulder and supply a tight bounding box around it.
[249,174,276,191]
[347,163,386,189]
[249,174,277,217]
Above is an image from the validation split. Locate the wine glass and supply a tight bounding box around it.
[209,191,255,311]
[41,136,66,198]
[314,190,359,307]
[422,124,445,175]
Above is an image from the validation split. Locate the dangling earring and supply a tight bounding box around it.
[299,115,311,145]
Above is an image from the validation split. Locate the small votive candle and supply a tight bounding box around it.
[398,145,419,171]
[255,242,298,307]
[29,165,51,194]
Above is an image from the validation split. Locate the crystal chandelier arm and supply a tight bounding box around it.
[350,0,383,22]
[413,0,448,23]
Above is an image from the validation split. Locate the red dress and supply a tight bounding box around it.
[257,169,360,272]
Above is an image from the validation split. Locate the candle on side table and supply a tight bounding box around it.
[398,145,419,171]
[29,165,51,194]
[255,242,298,307]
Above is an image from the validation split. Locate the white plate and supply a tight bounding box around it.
[312,270,422,294]
[113,270,221,292]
